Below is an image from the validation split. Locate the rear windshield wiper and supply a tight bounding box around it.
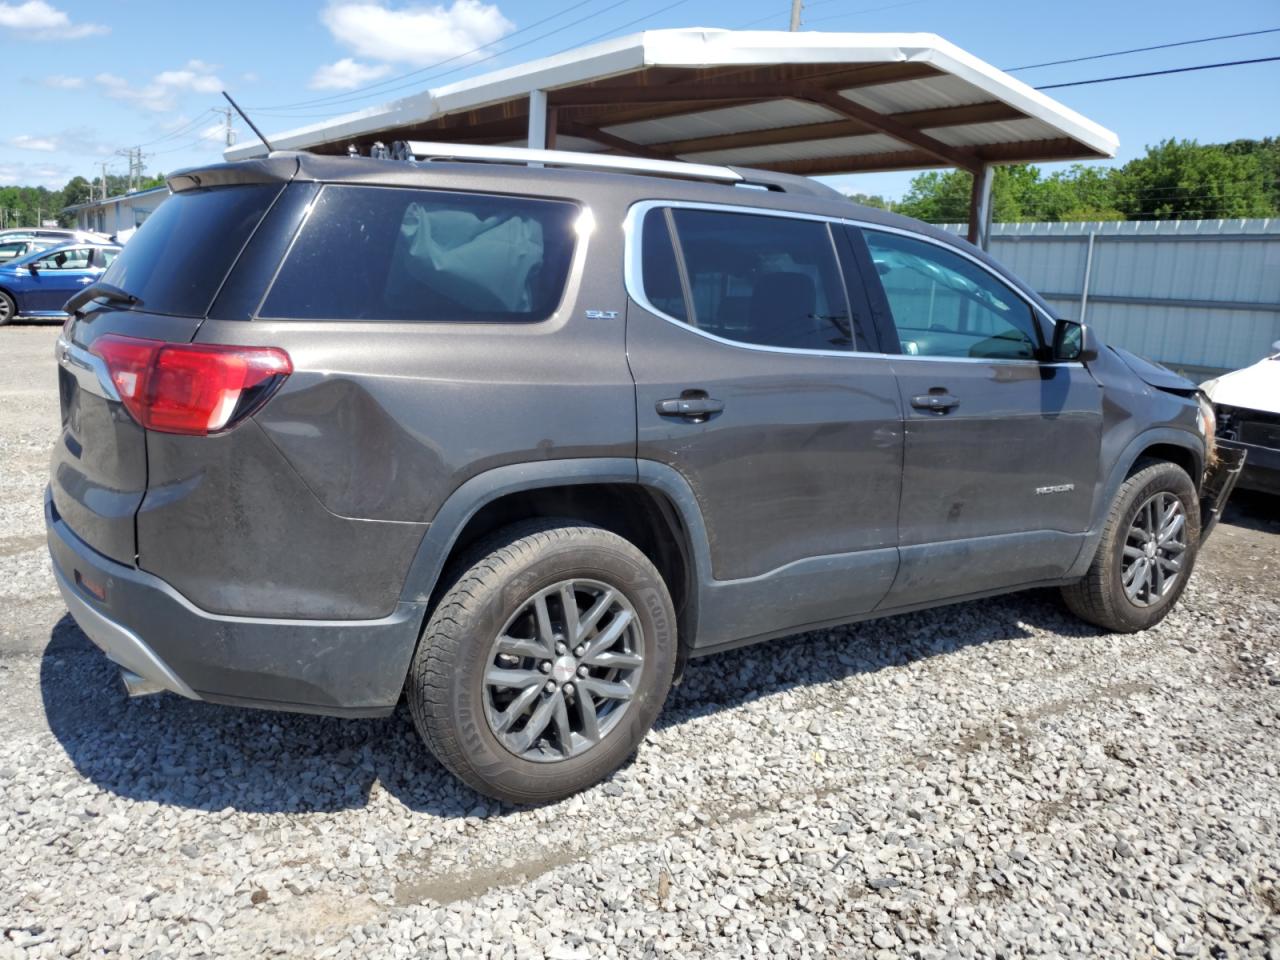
[66,282,141,317]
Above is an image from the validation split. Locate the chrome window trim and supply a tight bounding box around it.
[623,198,1062,363]
[55,334,120,401]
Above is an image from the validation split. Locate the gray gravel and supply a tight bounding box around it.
[2,323,1279,959]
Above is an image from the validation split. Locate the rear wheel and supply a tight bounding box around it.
[407,520,677,804]
[0,290,15,326]
[1062,460,1200,632]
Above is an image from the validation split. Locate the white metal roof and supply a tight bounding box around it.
[225,28,1118,174]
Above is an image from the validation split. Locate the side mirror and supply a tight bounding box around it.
[1052,319,1098,363]
[27,263,38,275]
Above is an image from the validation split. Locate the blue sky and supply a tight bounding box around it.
[2,0,1277,199]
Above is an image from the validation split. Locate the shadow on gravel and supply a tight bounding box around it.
[1221,490,1279,534]
[42,589,1097,816]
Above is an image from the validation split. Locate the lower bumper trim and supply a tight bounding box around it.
[1200,444,1247,542]
[52,562,199,700]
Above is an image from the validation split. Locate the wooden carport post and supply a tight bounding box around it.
[967,164,993,250]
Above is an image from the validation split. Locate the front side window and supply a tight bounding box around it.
[863,229,1039,361]
[640,207,855,352]
[35,247,91,270]
[261,185,580,323]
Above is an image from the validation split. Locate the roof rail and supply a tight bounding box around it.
[402,141,743,184]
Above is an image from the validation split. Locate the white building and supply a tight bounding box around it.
[63,186,169,241]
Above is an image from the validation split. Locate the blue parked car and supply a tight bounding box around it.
[0,242,121,325]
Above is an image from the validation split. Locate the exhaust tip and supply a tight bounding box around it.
[120,669,164,698]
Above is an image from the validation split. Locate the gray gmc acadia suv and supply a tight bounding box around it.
[47,146,1242,803]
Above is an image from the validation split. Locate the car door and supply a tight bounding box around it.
[625,202,904,649]
[26,246,98,312]
[851,225,1103,608]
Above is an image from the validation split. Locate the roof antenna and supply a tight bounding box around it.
[221,91,274,154]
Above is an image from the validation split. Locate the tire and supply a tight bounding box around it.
[0,290,15,326]
[407,519,677,804]
[1061,460,1201,632]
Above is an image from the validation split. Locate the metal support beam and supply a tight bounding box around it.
[967,164,993,249]
[1079,231,1096,322]
[557,121,668,160]
[527,89,548,148]
[801,88,981,172]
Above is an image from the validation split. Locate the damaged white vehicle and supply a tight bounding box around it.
[1202,342,1280,497]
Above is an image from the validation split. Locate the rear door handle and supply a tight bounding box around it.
[656,393,725,420]
[911,392,960,413]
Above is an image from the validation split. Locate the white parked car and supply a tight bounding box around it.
[1201,342,1280,497]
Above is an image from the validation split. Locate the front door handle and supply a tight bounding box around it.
[656,393,725,421]
[911,392,960,413]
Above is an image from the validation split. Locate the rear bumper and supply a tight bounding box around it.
[1199,444,1248,541]
[45,489,424,717]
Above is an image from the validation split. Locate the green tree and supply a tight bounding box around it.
[843,191,891,210]
[1112,138,1273,219]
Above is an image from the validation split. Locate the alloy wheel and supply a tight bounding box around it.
[1121,492,1187,607]
[483,578,644,762]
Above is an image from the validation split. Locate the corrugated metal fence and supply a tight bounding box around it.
[940,218,1280,378]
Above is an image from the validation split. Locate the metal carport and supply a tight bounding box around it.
[226,29,1118,248]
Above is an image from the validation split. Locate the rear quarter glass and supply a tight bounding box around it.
[258,184,580,323]
[102,184,282,318]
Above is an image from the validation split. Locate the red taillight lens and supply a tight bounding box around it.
[90,334,292,436]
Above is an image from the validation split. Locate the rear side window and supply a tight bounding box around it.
[103,185,280,318]
[261,185,580,323]
[863,229,1040,361]
[641,208,854,352]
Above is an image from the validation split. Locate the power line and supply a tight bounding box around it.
[132,109,218,148]
[1036,55,1280,90]
[248,0,607,113]
[1005,26,1280,72]
[805,0,929,27]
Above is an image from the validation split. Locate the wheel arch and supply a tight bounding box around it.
[399,459,710,677]
[1067,426,1206,579]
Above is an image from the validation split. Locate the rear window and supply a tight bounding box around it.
[102,184,280,317]
[260,185,580,323]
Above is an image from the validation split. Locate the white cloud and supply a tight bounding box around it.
[11,134,58,151]
[0,161,71,189]
[310,57,393,90]
[7,127,112,155]
[321,0,513,67]
[0,1,107,39]
[42,73,83,89]
[95,60,224,112]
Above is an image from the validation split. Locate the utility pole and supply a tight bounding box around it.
[116,147,146,193]
[99,161,111,201]
[217,107,237,148]
[789,0,803,31]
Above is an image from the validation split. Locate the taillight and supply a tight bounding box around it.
[90,334,292,436]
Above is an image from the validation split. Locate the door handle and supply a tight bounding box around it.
[656,393,725,421]
[911,392,960,413]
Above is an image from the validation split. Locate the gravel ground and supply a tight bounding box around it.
[2,322,1278,960]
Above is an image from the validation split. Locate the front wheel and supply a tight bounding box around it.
[407,520,677,804]
[0,290,16,326]
[1062,460,1200,632]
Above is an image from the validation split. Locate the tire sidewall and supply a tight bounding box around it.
[438,534,675,801]
[0,291,15,326]
[1107,464,1200,630]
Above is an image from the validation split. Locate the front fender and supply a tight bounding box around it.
[1066,425,1207,578]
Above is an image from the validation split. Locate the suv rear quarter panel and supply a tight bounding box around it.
[139,169,637,619]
